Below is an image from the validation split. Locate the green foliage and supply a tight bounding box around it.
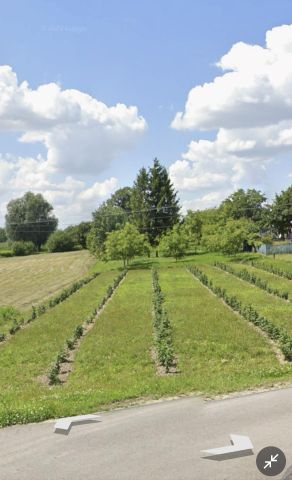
[5,192,57,249]
[188,265,292,361]
[248,260,292,281]
[105,223,150,266]
[46,231,75,252]
[0,306,24,338]
[131,159,180,245]
[182,210,202,247]
[64,222,92,249]
[261,235,273,245]
[152,269,175,372]
[88,160,180,256]
[148,159,180,245]
[214,262,289,300]
[130,167,150,232]
[66,338,75,350]
[48,362,61,385]
[1,306,24,324]
[270,185,292,236]
[220,188,268,224]
[0,227,7,242]
[202,218,261,255]
[74,324,84,340]
[159,225,189,260]
[11,240,37,256]
[87,203,126,257]
[56,349,69,363]
[107,187,133,211]
[9,319,22,335]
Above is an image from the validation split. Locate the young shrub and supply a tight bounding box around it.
[9,320,21,335]
[74,325,84,340]
[11,241,36,256]
[48,362,61,385]
[151,269,175,372]
[66,338,75,350]
[46,231,75,253]
[56,349,69,364]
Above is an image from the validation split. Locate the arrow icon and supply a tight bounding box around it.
[201,434,254,461]
[54,414,101,435]
[264,453,279,469]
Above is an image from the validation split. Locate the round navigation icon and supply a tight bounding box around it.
[256,446,286,476]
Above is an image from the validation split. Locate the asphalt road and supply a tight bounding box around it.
[1,388,292,480]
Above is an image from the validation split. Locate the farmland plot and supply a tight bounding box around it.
[0,250,95,309]
[158,268,285,393]
[0,270,117,424]
[199,264,292,335]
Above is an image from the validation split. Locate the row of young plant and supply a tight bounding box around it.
[0,318,24,342]
[151,269,175,373]
[214,261,289,300]
[47,270,127,385]
[246,260,292,281]
[188,266,292,361]
[0,272,101,343]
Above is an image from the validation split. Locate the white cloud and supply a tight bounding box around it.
[0,66,146,225]
[0,155,118,225]
[172,25,292,131]
[170,24,292,208]
[0,66,146,175]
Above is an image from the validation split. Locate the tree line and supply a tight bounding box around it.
[3,158,292,259]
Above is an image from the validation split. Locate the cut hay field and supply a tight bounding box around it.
[0,250,95,309]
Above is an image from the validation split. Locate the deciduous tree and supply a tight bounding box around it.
[5,192,57,249]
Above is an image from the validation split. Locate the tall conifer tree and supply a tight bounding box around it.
[131,159,180,245]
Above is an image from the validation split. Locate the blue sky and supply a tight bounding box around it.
[1,0,292,225]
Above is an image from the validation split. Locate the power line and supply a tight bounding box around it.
[5,200,292,232]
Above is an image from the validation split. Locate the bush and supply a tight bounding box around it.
[11,241,36,256]
[46,231,75,253]
[152,269,175,372]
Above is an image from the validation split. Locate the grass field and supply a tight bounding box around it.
[2,249,292,426]
[228,262,292,298]
[0,270,118,420]
[0,250,95,309]
[199,264,292,335]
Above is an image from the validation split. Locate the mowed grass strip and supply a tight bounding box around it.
[199,264,292,335]
[158,268,284,392]
[0,270,117,407]
[61,270,156,412]
[251,256,292,276]
[230,262,292,298]
[0,250,95,310]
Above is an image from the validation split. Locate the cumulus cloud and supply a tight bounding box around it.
[0,66,146,224]
[172,25,292,131]
[170,24,292,209]
[0,65,146,174]
[0,155,118,225]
